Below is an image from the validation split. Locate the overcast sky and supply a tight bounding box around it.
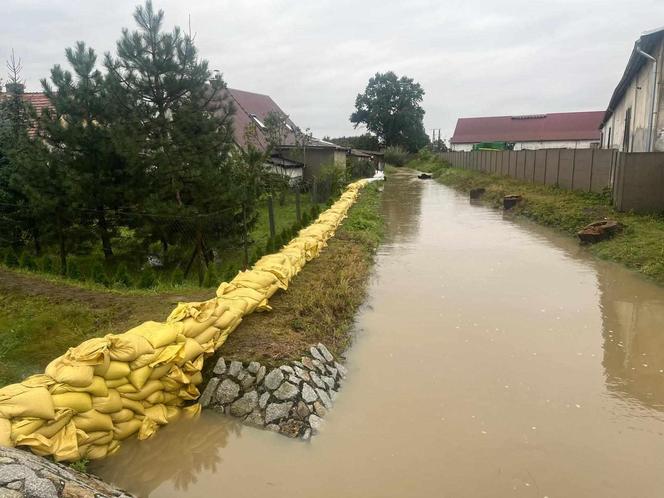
[3,0,663,141]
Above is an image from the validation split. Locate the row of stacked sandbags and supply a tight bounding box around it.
[0,179,367,462]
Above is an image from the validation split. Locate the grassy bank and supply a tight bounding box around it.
[409,157,664,285]
[217,181,384,366]
[0,182,383,385]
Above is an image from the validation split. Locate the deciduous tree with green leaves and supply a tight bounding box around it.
[350,71,429,153]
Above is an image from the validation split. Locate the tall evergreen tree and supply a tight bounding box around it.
[40,42,128,259]
[104,1,239,279]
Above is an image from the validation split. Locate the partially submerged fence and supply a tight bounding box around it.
[440,150,664,213]
[0,180,368,462]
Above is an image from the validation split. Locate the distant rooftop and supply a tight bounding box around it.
[450,111,604,144]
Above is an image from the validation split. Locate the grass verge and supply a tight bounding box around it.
[216,181,384,366]
[408,158,664,285]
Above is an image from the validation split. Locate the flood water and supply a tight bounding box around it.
[94,170,664,497]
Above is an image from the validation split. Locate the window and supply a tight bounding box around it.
[250,114,265,129]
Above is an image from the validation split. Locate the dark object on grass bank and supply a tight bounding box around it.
[503,195,522,210]
[577,220,622,244]
[469,187,486,199]
[418,173,433,180]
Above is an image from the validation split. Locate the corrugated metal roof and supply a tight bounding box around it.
[450,111,604,144]
[602,26,664,126]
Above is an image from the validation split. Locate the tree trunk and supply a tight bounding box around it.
[97,208,113,259]
[267,195,276,240]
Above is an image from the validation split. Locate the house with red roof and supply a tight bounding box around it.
[223,87,347,182]
[450,111,604,151]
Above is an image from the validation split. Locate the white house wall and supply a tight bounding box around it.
[604,37,664,152]
[451,140,597,151]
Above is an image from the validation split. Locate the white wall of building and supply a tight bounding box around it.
[451,139,598,151]
[603,37,664,152]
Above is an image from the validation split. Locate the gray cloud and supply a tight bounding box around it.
[2,0,663,141]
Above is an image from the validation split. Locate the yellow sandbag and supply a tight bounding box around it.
[107,439,120,456]
[51,392,92,413]
[16,420,79,462]
[73,410,114,433]
[110,409,135,423]
[105,377,129,388]
[164,406,181,423]
[113,418,143,441]
[167,299,218,323]
[122,380,164,401]
[231,269,284,291]
[185,354,205,373]
[64,337,109,365]
[120,398,145,415]
[128,365,153,390]
[0,385,55,420]
[35,409,74,439]
[80,442,108,460]
[20,374,56,389]
[148,343,185,368]
[99,361,131,380]
[178,384,199,401]
[193,326,220,345]
[78,430,113,446]
[180,315,219,338]
[182,338,205,363]
[138,417,158,440]
[182,403,201,418]
[11,418,45,439]
[166,365,188,384]
[144,404,169,425]
[106,333,154,362]
[215,330,232,350]
[127,321,183,349]
[50,376,108,397]
[162,392,179,404]
[161,377,180,392]
[188,371,203,385]
[214,311,242,335]
[149,364,172,380]
[92,389,122,414]
[145,390,165,404]
[116,383,138,394]
[45,358,94,388]
[0,418,12,447]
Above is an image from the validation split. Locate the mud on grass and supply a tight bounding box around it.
[409,159,664,286]
[217,182,384,367]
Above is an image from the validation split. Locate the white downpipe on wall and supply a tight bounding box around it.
[636,43,658,152]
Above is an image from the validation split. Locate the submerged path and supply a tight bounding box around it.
[95,170,664,498]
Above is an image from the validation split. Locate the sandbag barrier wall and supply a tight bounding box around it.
[0,180,369,462]
[439,149,618,195]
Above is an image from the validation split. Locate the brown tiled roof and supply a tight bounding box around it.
[0,92,52,137]
[450,111,604,144]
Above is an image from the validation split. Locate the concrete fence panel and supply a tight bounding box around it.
[558,149,575,189]
[590,149,613,193]
[524,150,536,183]
[614,152,664,213]
[571,149,593,192]
[534,150,547,184]
[508,151,518,178]
[545,149,560,186]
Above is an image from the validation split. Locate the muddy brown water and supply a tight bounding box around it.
[94,170,664,497]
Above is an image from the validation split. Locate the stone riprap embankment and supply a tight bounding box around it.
[200,343,346,438]
[0,446,134,498]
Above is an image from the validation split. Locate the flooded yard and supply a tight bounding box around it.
[94,170,664,497]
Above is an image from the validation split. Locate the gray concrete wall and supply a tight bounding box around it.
[613,152,664,213]
[439,149,664,213]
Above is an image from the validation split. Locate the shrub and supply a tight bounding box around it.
[88,263,107,285]
[112,264,131,288]
[383,145,408,166]
[347,159,375,180]
[203,264,219,288]
[137,268,157,289]
[3,250,19,268]
[66,259,82,281]
[39,255,55,274]
[170,267,185,286]
[19,253,37,271]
